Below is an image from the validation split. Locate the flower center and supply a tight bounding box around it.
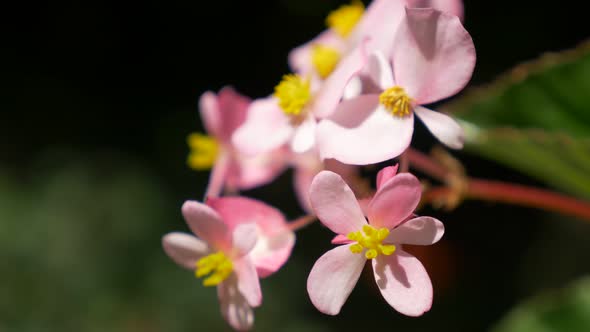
[311,45,341,79]
[379,86,413,117]
[274,74,311,117]
[347,225,396,259]
[326,0,365,38]
[187,133,219,170]
[195,251,233,287]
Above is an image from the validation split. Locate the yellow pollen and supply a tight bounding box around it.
[274,74,311,116]
[346,225,396,259]
[379,86,413,117]
[187,133,219,170]
[326,0,365,38]
[311,45,341,79]
[195,251,233,287]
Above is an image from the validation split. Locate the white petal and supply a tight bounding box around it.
[367,51,395,89]
[414,106,464,149]
[343,76,362,100]
[291,115,317,153]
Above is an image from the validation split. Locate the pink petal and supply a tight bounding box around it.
[207,196,295,278]
[358,197,372,217]
[307,244,366,315]
[232,97,293,156]
[291,114,317,153]
[207,196,286,233]
[324,158,360,181]
[232,223,258,257]
[368,173,421,229]
[392,8,475,104]
[331,234,352,245]
[367,51,395,90]
[353,0,405,58]
[386,216,444,245]
[376,165,399,191]
[414,106,464,149]
[372,250,433,316]
[233,257,262,307]
[216,87,250,142]
[247,229,295,279]
[312,41,368,119]
[288,30,345,75]
[181,200,231,252]
[317,99,414,165]
[161,232,210,270]
[424,0,464,20]
[218,276,254,331]
[199,91,221,138]
[226,147,289,191]
[309,171,367,235]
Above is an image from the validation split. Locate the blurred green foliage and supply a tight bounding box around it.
[449,41,590,199]
[0,153,330,331]
[492,277,590,332]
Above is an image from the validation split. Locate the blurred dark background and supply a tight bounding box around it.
[1,0,589,331]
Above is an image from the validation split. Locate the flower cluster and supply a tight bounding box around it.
[162,0,474,330]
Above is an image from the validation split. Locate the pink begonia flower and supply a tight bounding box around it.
[289,0,464,80]
[189,87,288,198]
[307,166,444,316]
[162,198,295,331]
[232,40,368,156]
[317,8,475,165]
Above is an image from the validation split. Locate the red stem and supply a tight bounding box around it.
[468,179,590,220]
[423,179,590,221]
[407,148,590,221]
[405,148,449,181]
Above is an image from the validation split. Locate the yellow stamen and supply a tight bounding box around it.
[346,224,396,259]
[379,86,413,117]
[273,74,311,116]
[311,45,341,79]
[187,133,219,170]
[195,251,233,287]
[326,0,365,38]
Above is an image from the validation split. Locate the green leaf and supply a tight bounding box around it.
[492,277,590,332]
[445,41,590,199]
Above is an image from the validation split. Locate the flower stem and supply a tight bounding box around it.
[407,148,590,221]
[405,148,450,181]
[423,179,590,221]
[288,215,317,231]
[204,152,230,199]
[468,179,590,220]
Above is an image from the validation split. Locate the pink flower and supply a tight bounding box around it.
[232,42,367,156]
[307,166,444,316]
[316,8,476,165]
[289,0,464,80]
[162,198,295,331]
[190,87,288,197]
[232,94,319,155]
